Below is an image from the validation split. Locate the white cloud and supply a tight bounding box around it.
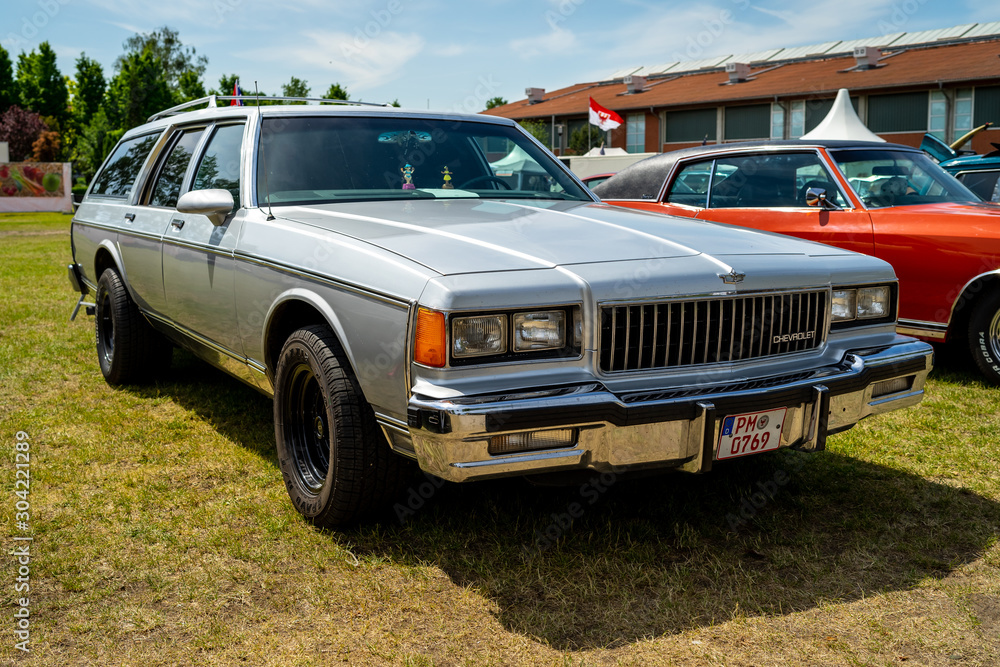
[509,27,578,59]
[431,43,467,57]
[239,30,425,92]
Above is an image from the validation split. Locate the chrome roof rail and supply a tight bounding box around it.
[147,95,393,122]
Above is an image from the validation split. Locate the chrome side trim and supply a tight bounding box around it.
[161,235,234,257]
[234,252,409,308]
[144,311,245,361]
[897,318,949,340]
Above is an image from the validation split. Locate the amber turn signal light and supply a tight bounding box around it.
[415,308,447,367]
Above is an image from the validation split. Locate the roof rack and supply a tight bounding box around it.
[147,95,393,122]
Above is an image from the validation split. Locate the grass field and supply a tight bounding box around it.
[1,212,999,666]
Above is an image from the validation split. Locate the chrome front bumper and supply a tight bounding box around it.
[405,339,934,482]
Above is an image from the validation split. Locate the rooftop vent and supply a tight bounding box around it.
[725,62,751,83]
[525,87,545,104]
[623,75,647,93]
[853,46,881,70]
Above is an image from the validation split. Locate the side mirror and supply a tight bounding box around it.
[177,189,235,226]
[805,187,828,208]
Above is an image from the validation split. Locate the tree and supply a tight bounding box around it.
[104,47,173,132]
[282,76,310,103]
[0,44,16,113]
[485,96,507,110]
[74,54,106,120]
[74,107,118,180]
[390,99,401,108]
[32,130,60,161]
[567,125,606,155]
[0,106,47,161]
[518,120,550,146]
[118,26,207,90]
[177,70,205,102]
[211,73,240,97]
[16,42,68,125]
[323,83,349,101]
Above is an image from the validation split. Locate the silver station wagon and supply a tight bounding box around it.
[68,96,933,526]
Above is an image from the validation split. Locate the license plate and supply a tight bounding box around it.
[716,408,786,460]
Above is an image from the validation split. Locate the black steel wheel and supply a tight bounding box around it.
[273,325,411,527]
[94,268,172,385]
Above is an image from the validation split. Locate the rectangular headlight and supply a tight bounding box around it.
[513,311,565,351]
[831,289,858,322]
[857,286,890,319]
[453,315,506,357]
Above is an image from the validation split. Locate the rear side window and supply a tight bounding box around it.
[149,129,205,208]
[89,133,160,199]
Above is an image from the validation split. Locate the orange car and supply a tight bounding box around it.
[594,140,1000,383]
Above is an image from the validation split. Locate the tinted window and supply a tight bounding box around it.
[666,161,713,207]
[708,152,843,208]
[956,170,999,202]
[831,149,979,208]
[149,129,204,208]
[89,133,159,199]
[193,124,244,208]
[256,116,591,205]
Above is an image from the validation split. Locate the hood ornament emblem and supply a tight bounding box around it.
[719,269,746,284]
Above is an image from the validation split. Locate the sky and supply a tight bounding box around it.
[2,0,995,113]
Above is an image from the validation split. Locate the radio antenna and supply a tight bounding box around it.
[255,81,275,221]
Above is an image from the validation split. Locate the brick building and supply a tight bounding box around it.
[484,22,1000,156]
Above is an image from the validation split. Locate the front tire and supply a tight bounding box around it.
[968,292,1000,385]
[94,268,172,385]
[273,325,410,527]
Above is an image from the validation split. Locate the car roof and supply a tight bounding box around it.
[122,100,518,140]
[593,139,917,201]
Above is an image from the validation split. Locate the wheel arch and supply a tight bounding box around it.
[948,269,1000,339]
[262,290,357,384]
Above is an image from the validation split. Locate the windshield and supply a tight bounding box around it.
[256,116,591,205]
[829,148,980,208]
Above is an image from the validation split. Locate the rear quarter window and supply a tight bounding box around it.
[89,132,160,200]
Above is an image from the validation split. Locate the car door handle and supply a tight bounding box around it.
[123,212,135,222]
[170,219,185,230]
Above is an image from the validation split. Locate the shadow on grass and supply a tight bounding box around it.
[131,349,1000,651]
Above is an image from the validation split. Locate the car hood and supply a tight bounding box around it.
[276,199,854,276]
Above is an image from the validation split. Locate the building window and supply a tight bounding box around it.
[929,90,947,140]
[954,89,973,137]
[627,113,645,153]
[868,91,929,133]
[664,108,716,144]
[973,85,1000,128]
[724,104,769,141]
[789,100,805,138]
[770,103,785,139]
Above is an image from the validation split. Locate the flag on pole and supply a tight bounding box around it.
[589,97,623,131]
[231,79,243,107]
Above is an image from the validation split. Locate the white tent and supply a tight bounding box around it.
[801,88,886,143]
[489,145,549,189]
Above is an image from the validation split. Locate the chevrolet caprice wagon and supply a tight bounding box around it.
[68,96,933,526]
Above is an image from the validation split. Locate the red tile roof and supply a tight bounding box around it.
[483,39,1000,120]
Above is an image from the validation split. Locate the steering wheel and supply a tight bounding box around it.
[457,175,512,190]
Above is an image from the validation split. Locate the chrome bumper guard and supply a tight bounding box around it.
[406,339,933,482]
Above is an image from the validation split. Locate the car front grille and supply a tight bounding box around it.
[599,290,827,373]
